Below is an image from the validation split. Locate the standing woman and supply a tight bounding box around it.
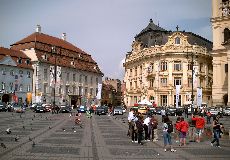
[211,115,221,148]
[162,116,176,152]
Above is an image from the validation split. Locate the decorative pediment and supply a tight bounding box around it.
[165,32,190,46]
[0,56,17,66]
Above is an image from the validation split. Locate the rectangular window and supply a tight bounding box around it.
[160,78,167,87]
[27,85,30,92]
[188,63,193,70]
[134,81,137,89]
[150,78,155,88]
[27,71,31,78]
[96,88,98,96]
[44,84,47,94]
[160,61,167,71]
[174,61,181,71]
[66,86,69,95]
[130,69,132,77]
[85,87,88,96]
[73,86,76,95]
[1,82,5,90]
[79,86,82,95]
[161,95,167,106]
[90,76,93,85]
[73,74,76,81]
[59,86,62,94]
[130,82,132,89]
[135,67,137,76]
[15,75,18,79]
[9,83,13,91]
[90,88,93,96]
[85,76,88,84]
[79,75,82,83]
[19,70,23,77]
[2,68,6,75]
[225,64,228,73]
[174,77,182,86]
[96,77,98,84]
[188,78,192,87]
[10,70,14,76]
[15,84,18,91]
[67,73,70,81]
[44,69,48,80]
[19,84,23,91]
[139,66,142,75]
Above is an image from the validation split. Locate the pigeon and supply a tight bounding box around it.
[6,128,11,134]
[20,114,22,118]
[29,137,32,141]
[49,126,51,129]
[62,128,66,131]
[46,117,48,120]
[31,128,33,131]
[72,127,75,130]
[32,118,33,121]
[33,114,35,118]
[22,126,25,130]
[115,117,117,119]
[15,135,19,142]
[1,143,6,148]
[32,141,35,147]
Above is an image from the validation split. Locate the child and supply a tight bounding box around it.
[175,117,181,143]
[179,117,189,146]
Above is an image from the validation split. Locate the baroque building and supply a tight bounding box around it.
[10,25,103,107]
[211,0,230,106]
[0,47,33,104]
[123,19,213,107]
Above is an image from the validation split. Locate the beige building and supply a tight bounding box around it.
[211,0,230,106]
[123,19,213,107]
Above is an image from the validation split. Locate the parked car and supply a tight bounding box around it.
[146,107,156,116]
[101,105,108,113]
[0,102,7,112]
[77,105,86,113]
[95,106,106,115]
[138,106,148,115]
[59,105,71,113]
[155,107,163,115]
[44,104,52,112]
[223,107,230,116]
[121,106,126,113]
[34,105,46,113]
[209,108,219,116]
[12,103,24,113]
[166,107,177,116]
[131,106,139,112]
[113,106,123,115]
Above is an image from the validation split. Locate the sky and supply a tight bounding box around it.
[0,0,212,80]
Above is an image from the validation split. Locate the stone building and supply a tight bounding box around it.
[101,77,122,106]
[211,0,230,106]
[123,19,213,107]
[0,47,33,104]
[10,25,103,107]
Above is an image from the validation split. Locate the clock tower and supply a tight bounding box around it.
[211,0,230,106]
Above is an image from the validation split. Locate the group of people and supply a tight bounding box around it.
[127,108,225,152]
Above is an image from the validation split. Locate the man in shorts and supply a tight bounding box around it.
[192,113,205,143]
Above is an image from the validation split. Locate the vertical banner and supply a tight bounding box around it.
[56,66,61,88]
[96,83,102,100]
[193,66,198,89]
[176,85,181,108]
[50,66,54,87]
[197,87,202,108]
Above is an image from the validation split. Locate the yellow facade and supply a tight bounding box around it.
[124,31,213,107]
[211,0,230,106]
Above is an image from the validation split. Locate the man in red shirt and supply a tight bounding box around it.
[192,113,205,143]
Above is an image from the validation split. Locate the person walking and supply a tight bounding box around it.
[161,108,166,122]
[192,113,206,143]
[143,115,151,141]
[211,115,222,148]
[174,116,181,143]
[127,108,134,137]
[206,110,211,124]
[179,117,189,146]
[162,116,176,152]
[149,115,158,141]
[136,115,144,145]
[130,112,138,143]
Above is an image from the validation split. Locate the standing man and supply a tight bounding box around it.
[161,107,166,122]
[143,115,151,141]
[192,113,205,143]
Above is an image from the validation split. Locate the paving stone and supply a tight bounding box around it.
[109,148,158,156]
[182,148,230,155]
[40,138,81,144]
[28,146,80,155]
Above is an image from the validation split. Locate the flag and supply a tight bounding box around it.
[175,85,181,108]
[50,66,54,87]
[193,66,198,89]
[197,87,202,108]
[96,83,102,100]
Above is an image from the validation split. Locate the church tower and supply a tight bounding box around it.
[211,0,230,106]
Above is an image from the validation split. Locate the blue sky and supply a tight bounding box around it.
[0,0,212,80]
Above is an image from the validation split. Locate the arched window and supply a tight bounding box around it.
[224,28,230,43]
[175,37,180,44]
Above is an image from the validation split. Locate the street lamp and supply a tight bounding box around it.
[186,46,197,114]
[51,46,57,109]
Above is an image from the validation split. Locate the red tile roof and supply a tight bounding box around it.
[10,32,103,75]
[0,47,33,69]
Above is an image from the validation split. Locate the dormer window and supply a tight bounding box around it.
[26,59,30,64]
[224,28,230,43]
[222,0,230,16]
[175,37,180,44]
[18,57,22,64]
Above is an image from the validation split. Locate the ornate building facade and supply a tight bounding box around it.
[211,0,230,106]
[10,25,103,107]
[123,19,213,107]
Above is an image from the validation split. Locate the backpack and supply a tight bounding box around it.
[166,122,173,133]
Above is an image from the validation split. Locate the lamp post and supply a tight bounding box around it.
[51,46,57,109]
[186,46,196,114]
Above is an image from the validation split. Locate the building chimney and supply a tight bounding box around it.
[36,25,41,33]
[62,33,66,41]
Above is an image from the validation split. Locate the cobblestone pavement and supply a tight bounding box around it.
[0,110,230,160]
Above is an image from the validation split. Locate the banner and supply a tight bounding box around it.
[197,87,202,108]
[56,66,61,88]
[193,66,198,89]
[50,66,54,87]
[175,85,181,108]
[96,83,102,100]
